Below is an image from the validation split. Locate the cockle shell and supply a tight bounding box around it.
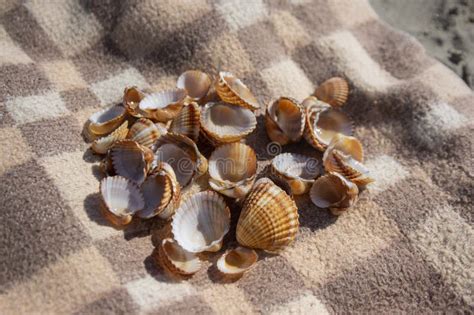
[110,140,154,185]
[216,247,258,278]
[91,121,129,154]
[271,153,320,195]
[154,133,207,187]
[123,86,146,117]
[88,105,126,136]
[172,191,231,253]
[139,88,186,122]
[236,178,299,252]
[314,77,349,107]
[309,172,359,215]
[99,176,144,226]
[200,102,257,146]
[265,97,305,145]
[127,118,163,148]
[215,71,260,110]
[169,102,201,142]
[303,99,353,151]
[157,238,202,276]
[176,70,211,101]
[208,143,257,199]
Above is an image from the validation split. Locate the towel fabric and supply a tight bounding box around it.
[0,0,473,314]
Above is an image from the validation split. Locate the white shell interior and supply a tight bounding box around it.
[100,176,144,216]
[313,108,352,145]
[155,143,195,187]
[272,153,319,181]
[310,173,349,208]
[201,102,256,137]
[209,143,257,183]
[162,238,201,273]
[216,247,257,275]
[138,174,169,219]
[140,89,186,110]
[89,105,125,124]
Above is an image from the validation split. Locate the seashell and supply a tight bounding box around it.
[236,178,299,252]
[169,102,201,142]
[139,88,186,122]
[123,86,146,117]
[88,105,126,136]
[172,191,231,253]
[216,247,258,278]
[110,140,153,185]
[200,102,257,146]
[303,99,353,151]
[309,172,359,215]
[99,176,144,226]
[271,153,320,195]
[215,71,260,110]
[314,77,349,107]
[154,133,207,187]
[127,118,163,148]
[265,97,305,145]
[176,70,211,101]
[157,238,202,276]
[208,143,257,199]
[91,121,129,154]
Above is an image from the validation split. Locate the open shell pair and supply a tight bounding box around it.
[265,97,305,145]
[271,153,321,195]
[313,77,349,107]
[176,70,211,102]
[208,143,257,199]
[215,71,260,111]
[236,178,299,252]
[110,140,154,185]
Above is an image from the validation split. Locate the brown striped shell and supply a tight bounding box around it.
[314,77,349,107]
[127,118,164,148]
[110,140,154,185]
[265,97,305,145]
[169,102,201,142]
[91,120,129,154]
[215,71,260,111]
[176,70,211,101]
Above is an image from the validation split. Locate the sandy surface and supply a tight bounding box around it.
[370,0,474,88]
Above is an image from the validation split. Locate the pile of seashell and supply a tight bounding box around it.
[85,70,373,280]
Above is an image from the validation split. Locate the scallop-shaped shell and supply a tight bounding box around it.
[265,97,305,145]
[157,238,202,276]
[314,77,349,107]
[303,100,353,151]
[200,102,257,146]
[139,88,186,122]
[309,172,359,215]
[127,118,163,148]
[123,86,146,117]
[154,133,207,187]
[110,140,153,185]
[215,72,260,110]
[88,105,126,136]
[323,133,364,163]
[91,121,129,154]
[176,70,211,101]
[216,247,258,278]
[100,176,144,226]
[236,178,299,252]
[271,153,320,195]
[172,191,231,253]
[169,102,201,142]
[208,143,257,199]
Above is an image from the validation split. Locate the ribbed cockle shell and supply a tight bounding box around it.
[314,77,349,107]
[91,121,129,154]
[265,97,305,145]
[169,102,201,142]
[88,105,126,136]
[176,70,211,101]
[271,153,320,195]
[157,238,202,276]
[215,71,260,110]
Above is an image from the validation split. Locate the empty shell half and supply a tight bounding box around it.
[123,86,146,117]
[215,71,260,110]
[216,247,258,278]
[91,120,129,154]
[139,88,186,122]
[157,238,202,276]
[314,77,349,107]
[310,172,359,215]
[236,178,299,252]
[100,176,144,226]
[200,102,257,146]
[172,191,231,253]
[88,105,126,136]
[127,118,164,148]
[110,140,154,185]
[169,102,201,142]
[265,97,305,145]
[208,142,257,199]
[271,153,320,195]
[176,70,211,101]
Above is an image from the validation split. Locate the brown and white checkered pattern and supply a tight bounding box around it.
[0,0,473,314]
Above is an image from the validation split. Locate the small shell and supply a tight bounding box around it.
[88,105,126,136]
[157,238,202,276]
[309,172,359,215]
[216,247,258,278]
[271,153,320,195]
[208,143,257,199]
[176,70,211,101]
[127,118,163,148]
[172,191,231,253]
[169,102,201,142]
[303,100,353,151]
[110,140,153,185]
[236,178,299,252]
[265,97,305,145]
[139,89,186,122]
[314,77,349,107]
[99,176,144,226]
[123,86,146,117]
[91,121,129,154]
[200,102,257,146]
[154,133,208,187]
[215,71,260,110]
